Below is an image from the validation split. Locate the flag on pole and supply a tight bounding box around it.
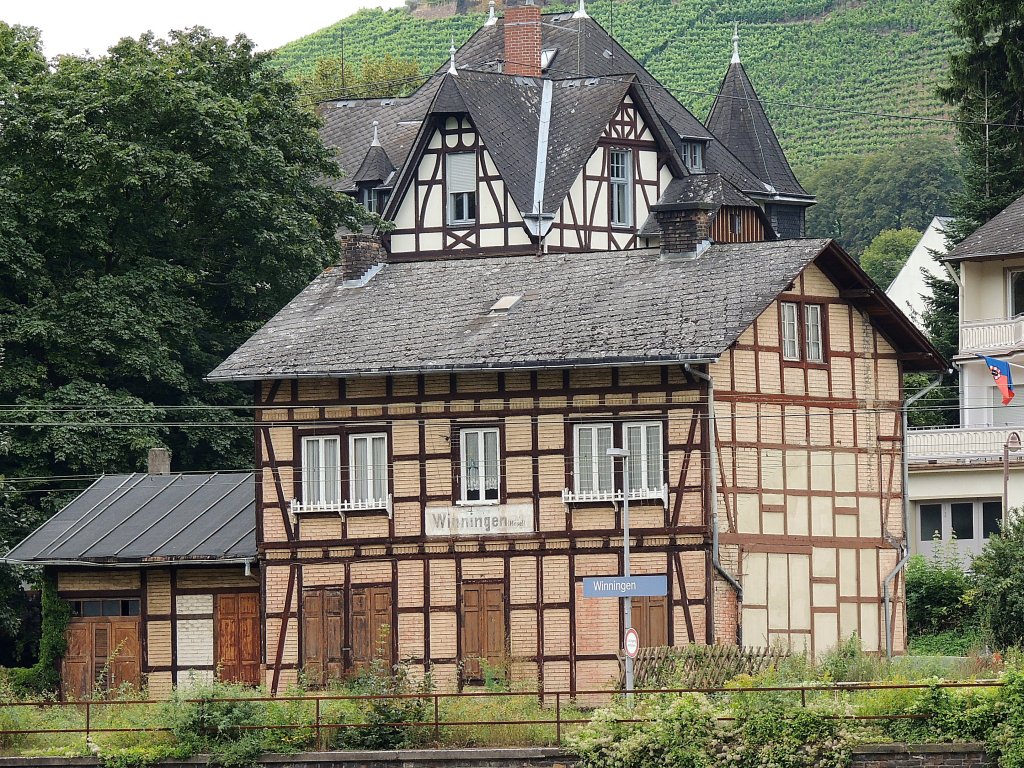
[979,354,1016,405]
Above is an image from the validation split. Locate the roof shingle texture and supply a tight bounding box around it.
[208,240,831,381]
[947,192,1024,261]
[5,473,256,564]
[706,62,805,197]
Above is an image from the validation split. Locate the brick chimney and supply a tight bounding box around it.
[504,3,542,77]
[148,447,171,475]
[652,202,714,258]
[337,233,387,282]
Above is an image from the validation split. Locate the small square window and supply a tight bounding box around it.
[302,435,341,507]
[82,600,103,617]
[951,502,974,540]
[350,433,389,503]
[625,422,664,492]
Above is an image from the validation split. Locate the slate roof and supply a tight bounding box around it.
[4,473,256,565]
[207,239,942,381]
[946,192,1024,262]
[706,60,806,197]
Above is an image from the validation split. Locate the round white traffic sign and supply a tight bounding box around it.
[624,627,640,658]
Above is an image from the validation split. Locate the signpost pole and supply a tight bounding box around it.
[608,446,633,701]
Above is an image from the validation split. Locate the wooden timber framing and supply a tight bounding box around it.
[255,258,907,693]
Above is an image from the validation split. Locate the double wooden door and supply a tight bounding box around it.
[632,595,669,649]
[302,585,393,687]
[63,618,140,699]
[216,592,261,685]
[461,582,506,682]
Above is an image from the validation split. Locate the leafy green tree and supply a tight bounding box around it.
[294,53,421,110]
[972,514,1024,649]
[859,228,921,288]
[804,138,962,257]
[0,24,369,649]
[939,0,1024,237]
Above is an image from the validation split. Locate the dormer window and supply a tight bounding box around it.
[682,142,704,172]
[447,152,477,226]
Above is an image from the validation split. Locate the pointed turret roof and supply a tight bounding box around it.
[706,29,806,197]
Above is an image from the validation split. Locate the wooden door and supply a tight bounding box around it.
[301,587,344,687]
[633,595,668,650]
[351,586,393,671]
[216,593,261,685]
[461,582,505,682]
[61,617,140,699]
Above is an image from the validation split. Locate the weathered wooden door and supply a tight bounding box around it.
[301,587,345,687]
[351,586,393,671]
[216,592,261,685]
[461,582,505,682]
[62,617,141,699]
[633,595,668,649]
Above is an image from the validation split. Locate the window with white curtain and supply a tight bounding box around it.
[349,433,388,503]
[609,149,632,227]
[446,152,477,225]
[804,304,823,362]
[625,422,664,492]
[781,302,799,360]
[574,423,615,493]
[460,428,500,503]
[302,436,341,506]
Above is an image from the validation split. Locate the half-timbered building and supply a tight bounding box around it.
[323,6,813,260]
[4,455,259,699]
[208,205,943,694]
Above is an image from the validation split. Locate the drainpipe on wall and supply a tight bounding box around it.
[684,364,743,642]
[883,374,943,659]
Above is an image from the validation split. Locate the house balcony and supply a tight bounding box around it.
[960,317,1024,354]
[907,426,1024,463]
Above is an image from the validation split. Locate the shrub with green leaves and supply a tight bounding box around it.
[973,515,1024,650]
[906,547,977,637]
[331,659,433,750]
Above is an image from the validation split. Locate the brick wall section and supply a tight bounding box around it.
[337,234,386,282]
[503,5,541,77]
[850,744,989,768]
[656,207,711,255]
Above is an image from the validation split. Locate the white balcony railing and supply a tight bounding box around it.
[907,426,1024,462]
[289,495,393,524]
[960,317,1024,353]
[562,483,669,510]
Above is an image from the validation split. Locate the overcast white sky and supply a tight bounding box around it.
[3,0,406,57]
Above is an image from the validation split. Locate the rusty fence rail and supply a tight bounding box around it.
[0,680,1005,749]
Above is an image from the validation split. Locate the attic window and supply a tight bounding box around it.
[489,295,521,314]
[682,141,704,171]
[541,49,558,71]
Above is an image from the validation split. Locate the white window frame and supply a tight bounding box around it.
[683,142,704,171]
[573,423,615,494]
[1008,269,1024,318]
[624,421,664,493]
[301,435,341,508]
[781,301,800,361]
[609,149,632,228]
[446,152,477,226]
[459,427,501,504]
[804,304,824,362]
[349,432,389,505]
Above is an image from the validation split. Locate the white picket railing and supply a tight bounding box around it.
[906,426,1024,461]
[960,317,1024,353]
[562,483,670,509]
[288,495,392,523]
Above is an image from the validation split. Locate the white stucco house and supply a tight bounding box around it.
[886,216,952,330]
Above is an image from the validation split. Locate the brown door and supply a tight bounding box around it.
[301,587,344,687]
[461,582,505,682]
[62,616,141,699]
[351,585,393,671]
[632,595,668,649]
[216,592,261,685]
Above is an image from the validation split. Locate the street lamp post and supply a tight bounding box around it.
[607,446,633,698]
[1003,431,1021,527]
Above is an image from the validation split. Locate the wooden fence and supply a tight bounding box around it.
[620,644,789,689]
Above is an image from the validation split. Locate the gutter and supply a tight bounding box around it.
[523,78,555,239]
[882,373,943,659]
[684,364,743,628]
[0,556,257,571]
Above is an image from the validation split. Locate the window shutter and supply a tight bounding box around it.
[447,152,476,194]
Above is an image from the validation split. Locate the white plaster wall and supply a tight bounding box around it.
[961,256,1024,323]
[176,594,214,668]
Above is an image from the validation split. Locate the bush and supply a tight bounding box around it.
[906,548,977,636]
[7,574,70,696]
[330,659,433,750]
[972,515,1024,649]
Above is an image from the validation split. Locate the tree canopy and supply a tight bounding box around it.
[803,138,962,258]
[293,53,422,110]
[0,23,369,644]
[859,228,921,289]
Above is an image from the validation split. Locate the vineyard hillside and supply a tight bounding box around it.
[275,0,957,171]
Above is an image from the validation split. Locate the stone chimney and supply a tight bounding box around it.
[338,233,387,282]
[148,447,171,475]
[504,3,542,77]
[652,202,714,258]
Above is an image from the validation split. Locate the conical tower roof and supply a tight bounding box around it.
[706,29,806,197]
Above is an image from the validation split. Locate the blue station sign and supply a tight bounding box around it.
[582,575,668,598]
